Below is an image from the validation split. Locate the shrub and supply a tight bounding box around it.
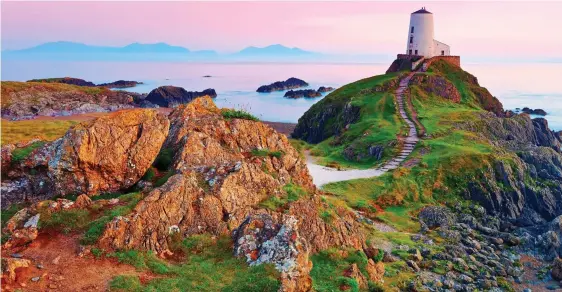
[91,248,104,259]
[222,109,259,121]
[368,281,384,292]
[337,277,359,292]
[39,209,90,233]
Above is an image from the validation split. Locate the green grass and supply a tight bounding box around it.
[259,183,308,211]
[221,108,259,121]
[80,192,142,245]
[310,249,370,292]
[142,167,156,181]
[110,235,280,291]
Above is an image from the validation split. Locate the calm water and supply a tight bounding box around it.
[2,61,561,130]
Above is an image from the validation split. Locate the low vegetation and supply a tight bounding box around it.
[108,234,280,291]
[251,148,284,158]
[10,141,46,163]
[221,108,259,121]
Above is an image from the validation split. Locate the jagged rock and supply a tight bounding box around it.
[3,109,170,204]
[552,258,562,281]
[3,227,38,248]
[233,214,312,292]
[4,208,31,232]
[1,144,15,175]
[407,260,421,272]
[284,89,321,99]
[256,78,308,93]
[344,263,367,289]
[1,257,31,283]
[366,259,385,283]
[145,86,217,107]
[521,107,547,116]
[418,206,456,232]
[74,194,93,208]
[317,86,335,93]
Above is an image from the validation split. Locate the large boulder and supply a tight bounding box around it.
[1,109,169,207]
[552,258,562,281]
[46,109,170,196]
[145,86,217,107]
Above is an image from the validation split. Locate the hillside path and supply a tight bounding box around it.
[306,72,420,187]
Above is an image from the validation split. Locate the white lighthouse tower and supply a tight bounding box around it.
[406,7,450,58]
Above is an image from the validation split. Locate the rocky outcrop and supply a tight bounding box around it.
[317,86,335,93]
[1,81,139,120]
[293,78,398,144]
[97,80,142,88]
[410,74,461,103]
[284,89,321,99]
[233,214,312,292]
[98,97,363,262]
[144,86,217,107]
[1,109,169,207]
[520,107,547,116]
[458,113,562,224]
[552,258,562,280]
[257,78,308,93]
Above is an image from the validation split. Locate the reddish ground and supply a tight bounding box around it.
[512,255,561,292]
[2,232,148,292]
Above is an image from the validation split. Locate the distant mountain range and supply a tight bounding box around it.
[2,41,329,62]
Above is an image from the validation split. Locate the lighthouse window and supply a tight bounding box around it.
[411,26,414,33]
[415,50,418,55]
[409,36,413,44]
[441,50,445,56]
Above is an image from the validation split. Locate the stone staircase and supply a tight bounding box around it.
[380,72,419,171]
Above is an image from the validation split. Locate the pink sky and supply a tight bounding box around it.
[2,1,561,58]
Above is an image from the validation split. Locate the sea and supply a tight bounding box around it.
[2,60,561,131]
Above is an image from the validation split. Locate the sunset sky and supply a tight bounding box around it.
[2,1,561,59]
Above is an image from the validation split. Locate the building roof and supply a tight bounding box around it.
[412,7,432,14]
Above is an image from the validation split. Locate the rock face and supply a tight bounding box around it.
[145,86,217,107]
[1,109,169,206]
[552,258,562,280]
[99,97,363,256]
[257,78,308,93]
[284,89,321,99]
[409,74,461,103]
[459,113,562,223]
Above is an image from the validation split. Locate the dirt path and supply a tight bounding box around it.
[307,72,420,187]
[3,232,149,292]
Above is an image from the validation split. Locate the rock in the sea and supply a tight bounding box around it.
[317,86,335,93]
[145,86,217,107]
[97,80,142,88]
[521,107,547,116]
[257,78,308,93]
[284,89,321,99]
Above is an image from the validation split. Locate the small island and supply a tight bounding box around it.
[317,86,335,93]
[28,77,142,88]
[520,107,547,116]
[284,89,322,99]
[256,77,308,92]
[144,86,217,107]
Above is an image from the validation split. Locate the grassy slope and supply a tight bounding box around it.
[1,81,109,107]
[305,60,516,290]
[307,73,406,169]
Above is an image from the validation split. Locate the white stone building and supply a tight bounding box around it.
[406,7,450,58]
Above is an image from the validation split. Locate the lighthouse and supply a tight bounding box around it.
[406,7,450,58]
